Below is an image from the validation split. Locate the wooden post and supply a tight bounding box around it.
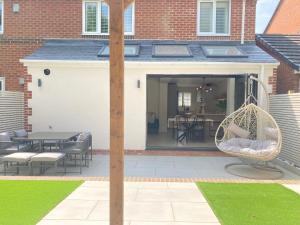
[109,0,124,225]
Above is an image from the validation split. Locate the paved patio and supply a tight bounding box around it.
[74,155,300,179]
[37,181,221,225]
[36,181,300,225]
[1,154,300,179]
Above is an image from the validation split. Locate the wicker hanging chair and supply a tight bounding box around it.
[215,102,282,161]
[215,76,283,179]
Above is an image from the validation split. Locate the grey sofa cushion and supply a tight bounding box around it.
[76,133,86,141]
[0,132,12,149]
[228,123,250,139]
[14,129,27,137]
[0,144,29,154]
[62,146,82,154]
[31,153,65,162]
[0,132,11,142]
[2,152,37,163]
[5,144,29,152]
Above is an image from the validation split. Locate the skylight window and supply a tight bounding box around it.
[98,45,140,57]
[152,45,192,57]
[202,46,247,58]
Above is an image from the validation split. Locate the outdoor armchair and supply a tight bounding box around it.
[83,132,93,160]
[13,129,39,150]
[61,133,90,174]
[0,132,29,155]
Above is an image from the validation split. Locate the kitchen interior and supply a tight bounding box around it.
[146,75,236,150]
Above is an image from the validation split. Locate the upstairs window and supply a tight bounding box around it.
[83,0,135,35]
[0,1,3,33]
[197,0,230,36]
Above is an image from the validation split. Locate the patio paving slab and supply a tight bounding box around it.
[43,199,98,220]
[66,187,138,201]
[130,223,220,225]
[284,184,300,195]
[60,155,300,180]
[172,202,219,223]
[38,221,130,225]
[38,181,221,224]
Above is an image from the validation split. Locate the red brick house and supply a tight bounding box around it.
[264,0,300,35]
[256,0,300,94]
[0,0,278,150]
[256,35,300,94]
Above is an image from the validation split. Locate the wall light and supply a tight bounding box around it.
[137,80,141,88]
[38,79,42,87]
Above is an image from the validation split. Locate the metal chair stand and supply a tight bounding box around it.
[225,159,284,180]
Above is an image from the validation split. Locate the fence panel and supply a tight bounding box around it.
[270,93,300,167]
[0,91,24,135]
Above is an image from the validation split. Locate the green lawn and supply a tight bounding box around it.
[0,180,82,225]
[197,183,300,225]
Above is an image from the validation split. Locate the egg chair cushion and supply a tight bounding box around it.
[218,138,278,157]
[264,127,278,140]
[228,123,250,139]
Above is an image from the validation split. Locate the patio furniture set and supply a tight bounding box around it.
[0,130,93,175]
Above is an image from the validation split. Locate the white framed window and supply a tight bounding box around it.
[178,92,192,107]
[83,0,135,35]
[197,0,230,36]
[0,0,3,33]
[0,77,5,91]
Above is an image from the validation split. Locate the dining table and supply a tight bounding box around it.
[167,116,215,129]
[13,132,80,152]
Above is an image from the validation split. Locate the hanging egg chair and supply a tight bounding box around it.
[215,76,283,179]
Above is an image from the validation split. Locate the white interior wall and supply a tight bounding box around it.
[24,61,276,150]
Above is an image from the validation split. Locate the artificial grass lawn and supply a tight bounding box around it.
[197,183,300,225]
[0,180,82,225]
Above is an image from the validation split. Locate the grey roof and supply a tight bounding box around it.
[24,39,277,64]
[256,34,300,70]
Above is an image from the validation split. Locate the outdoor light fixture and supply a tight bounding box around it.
[137,80,141,88]
[38,79,42,87]
[44,69,50,76]
[196,78,213,93]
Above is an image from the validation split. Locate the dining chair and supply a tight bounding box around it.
[175,115,189,143]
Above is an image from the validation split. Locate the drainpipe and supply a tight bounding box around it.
[241,0,246,44]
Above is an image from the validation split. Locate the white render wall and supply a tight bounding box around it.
[24,61,277,150]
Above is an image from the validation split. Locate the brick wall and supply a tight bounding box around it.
[0,39,42,91]
[268,68,277,94]
[265,0,300,35]
[257,39,299,94]
[2,0,257,41]
[134,0,256,41]
[0,39,43,131]
[3,0,82,39]
[0,0,258,131]
[276,62,299,94]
